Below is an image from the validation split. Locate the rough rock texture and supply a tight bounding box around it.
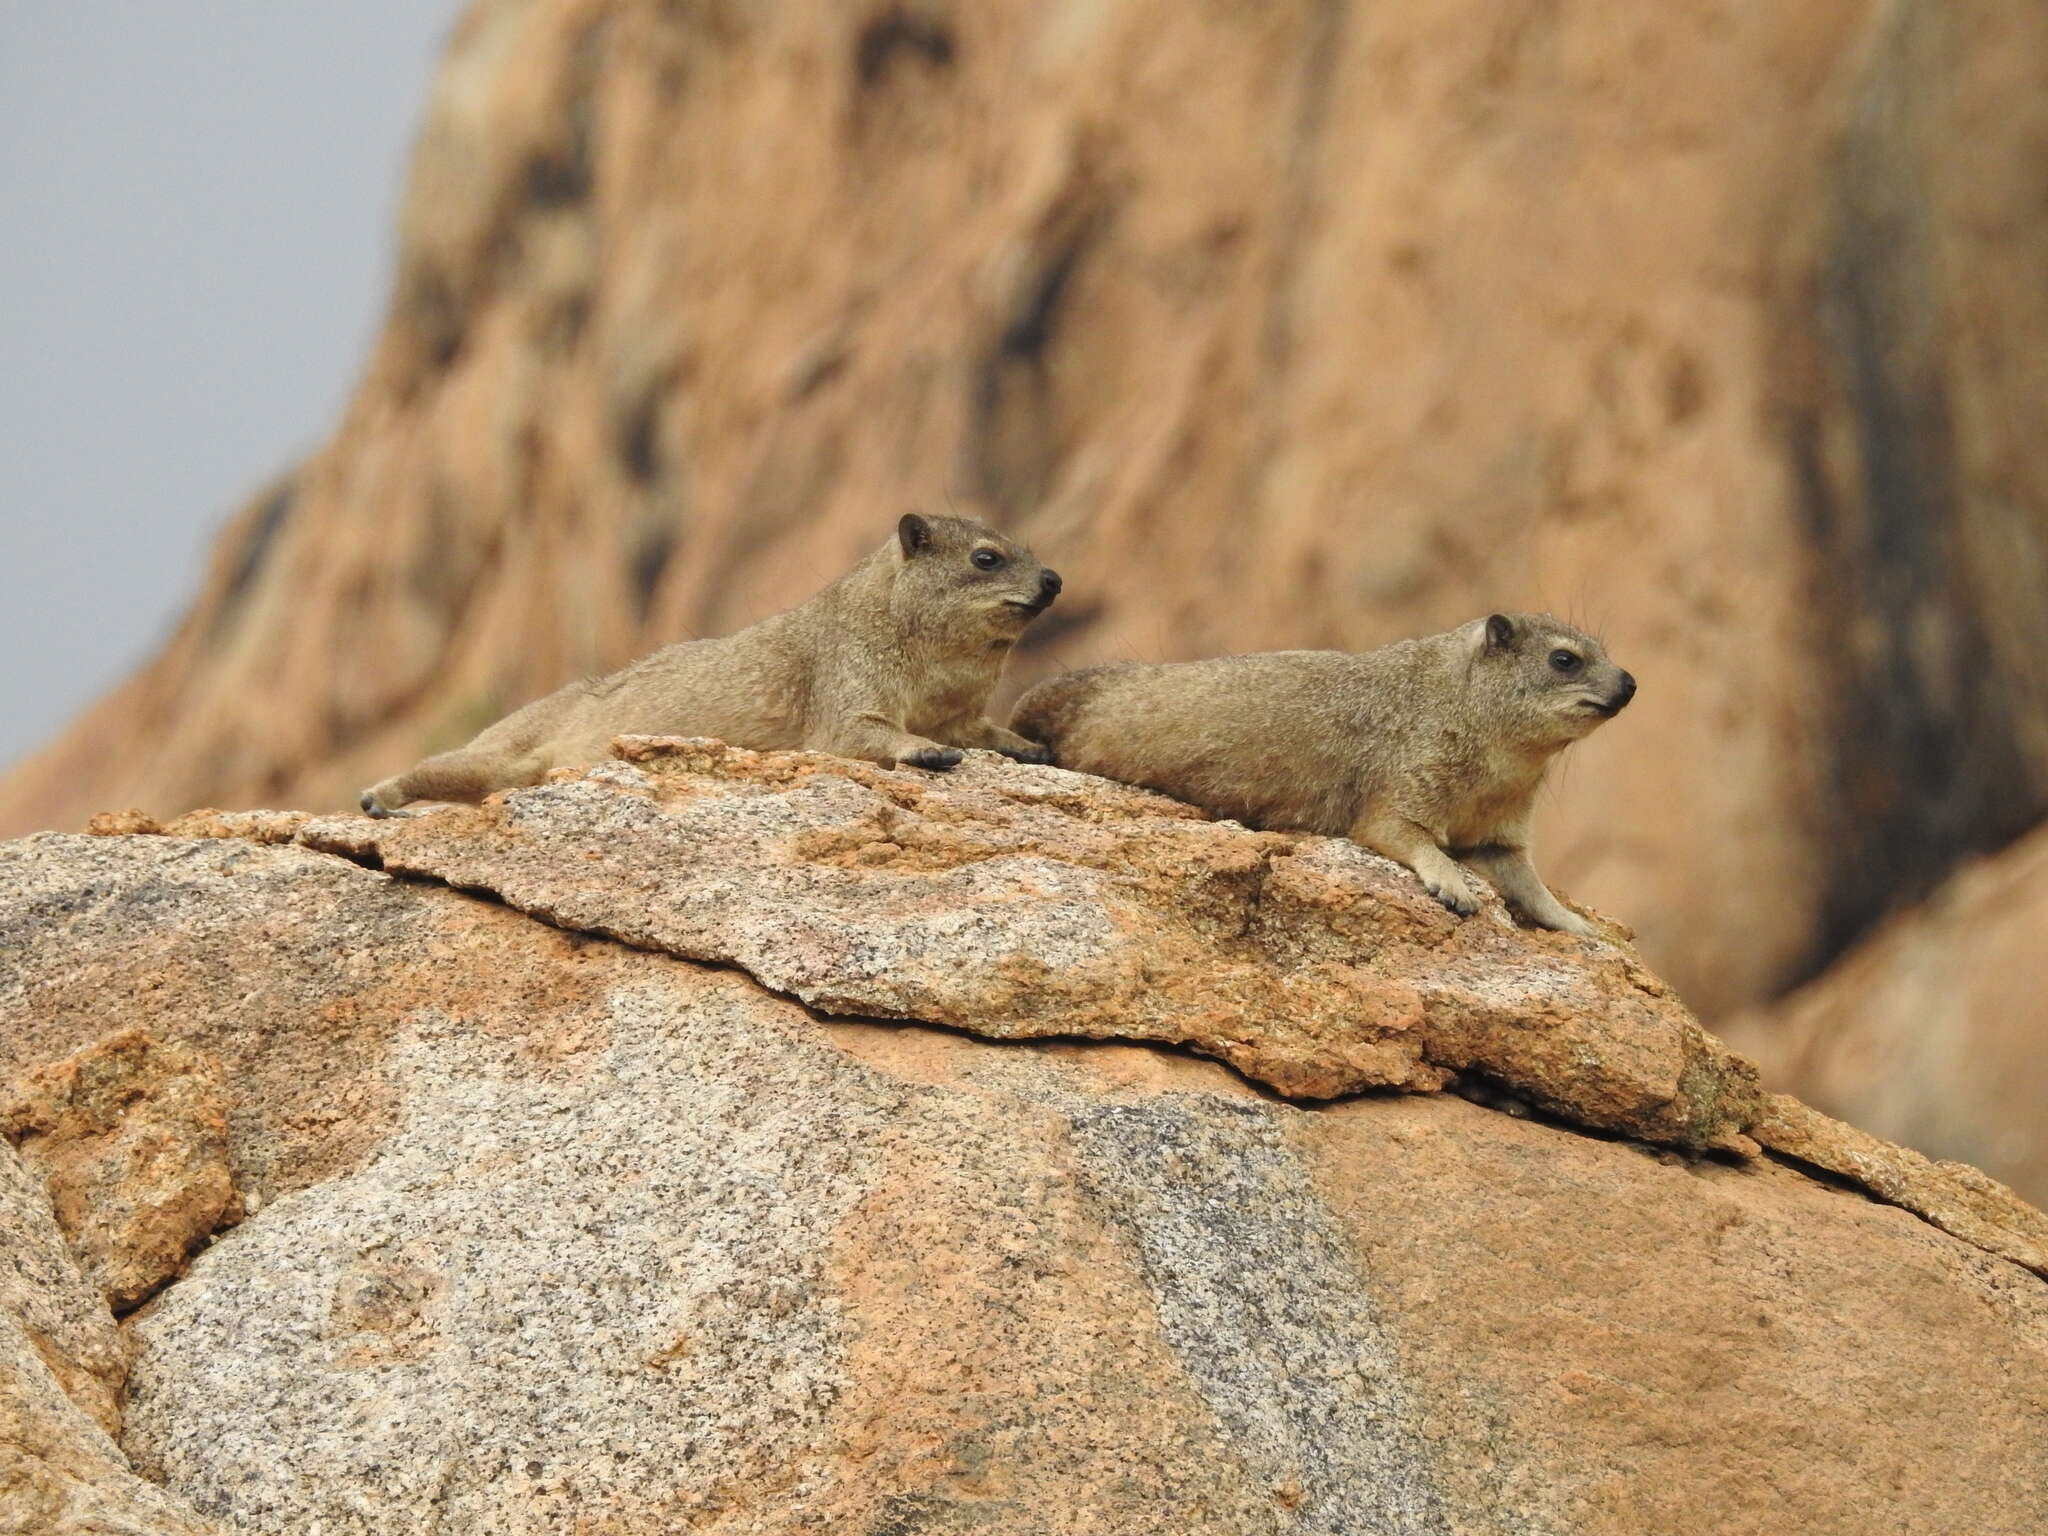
[0,1143,222,1536]
[2,763,2046,1533]
[1724,819,2048,1206]
[6,0,2048,1030]
[118,1011,2048,1536]
[299,740,1762,1149]
[0,1146,125,1441]
[1752,1092,2048,1277]
[4,1031,244,1313]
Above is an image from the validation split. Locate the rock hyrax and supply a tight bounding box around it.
[361,513,1062,815]
[1012,613,1635,936]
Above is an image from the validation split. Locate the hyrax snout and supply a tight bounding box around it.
[1012,612,1635,938]
[360,512,1060,815]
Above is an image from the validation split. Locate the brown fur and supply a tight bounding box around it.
[1012,613,1636,935]
[361,514,1061,815]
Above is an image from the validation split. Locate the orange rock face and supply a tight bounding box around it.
[0,753,2043,1534]
[3,1031,244,1313]
[4,0,2047,1029]
[1725,820,2048,1205]
[0,1141,225,1535]
[0,1144,127,1440]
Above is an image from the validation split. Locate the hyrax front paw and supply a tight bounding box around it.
[996,743,1056,765]
[906,746,966,772]
[1547,908,1599,939]
[1423,872,1481,916]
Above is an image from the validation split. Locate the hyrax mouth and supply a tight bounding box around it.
[1006,570,1063,618]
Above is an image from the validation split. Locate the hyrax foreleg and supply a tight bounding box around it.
[1349,810,1482,917]
[951,717,1056,764]
[819,714,970,772]
[1459,845,1596,937]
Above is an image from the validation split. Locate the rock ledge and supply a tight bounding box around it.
[88,738,2048,1281]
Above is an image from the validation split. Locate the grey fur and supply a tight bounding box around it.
[1012,613,1635,936]
[361,514,1060,815]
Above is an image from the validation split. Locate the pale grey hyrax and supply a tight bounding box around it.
[360,513,1062,815]
[1011,613,1636,936]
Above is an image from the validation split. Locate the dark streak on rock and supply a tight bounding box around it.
[628,522,678,621]
[217,482,296,626]
[618,383,667,487]
[529,15,605,208]
[398,263,468,382]
[966,176,1111,519]
[854,9,957,87]
[1788,7,2037,980]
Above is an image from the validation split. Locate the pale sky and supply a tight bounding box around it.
[0,3,466,772]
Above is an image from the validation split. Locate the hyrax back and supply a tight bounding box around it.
[361,513,1062,815]
[1013,613,1636,935]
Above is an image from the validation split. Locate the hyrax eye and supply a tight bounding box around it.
[971,548,1006,571]
[1549,649,1582,673]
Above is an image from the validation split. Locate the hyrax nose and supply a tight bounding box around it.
[1615,671,1638,708]
[1040,570,1063,599]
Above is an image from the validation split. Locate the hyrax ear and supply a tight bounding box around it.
[1484,613,1516,651]
[897,512,932,558]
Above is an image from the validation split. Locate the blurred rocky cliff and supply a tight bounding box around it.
[3,3,2045,1184]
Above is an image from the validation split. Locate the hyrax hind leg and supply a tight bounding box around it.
[359,747,547,817]
[1349,810,1480,916]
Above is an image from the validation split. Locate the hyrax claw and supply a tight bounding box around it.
[1427,878,1480,916]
